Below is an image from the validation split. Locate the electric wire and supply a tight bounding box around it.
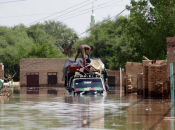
[26,0,95,25]
[28,0,98,25]
[75,0,123,12]
[59,4,126,22]
[26,0,124,25]
[51,0,124,21]
[77,8,127,37]
[0,0,123,19]
[0,0,26,5]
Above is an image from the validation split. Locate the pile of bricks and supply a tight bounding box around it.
[125,62,143,93]
[155,64,167,94]
[125,56,168,97]
[143,64,167,97]
[126,73,132,93]
[148,65,157,95]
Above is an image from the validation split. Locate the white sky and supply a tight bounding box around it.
[0,0,131,37]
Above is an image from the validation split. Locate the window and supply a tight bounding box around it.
[48,72,57,84]
[74,78,103,89]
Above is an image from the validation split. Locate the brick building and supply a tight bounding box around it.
[0,63,4,80]
[106,70,126,94]
[20,58,125,88]
[20,58,67,87]
[107,70,125,86]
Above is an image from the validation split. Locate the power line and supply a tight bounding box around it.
[60,3,126,21]
[75,0,123,12]
[0,0,123,19]
[77,8,127,37]
[0,0,26,5]
[55,3,125,25]
[26,0,95,25]
[0,0,127,38]
[51,0,124,21]
[107,3,126,7]
[29,0,97,25]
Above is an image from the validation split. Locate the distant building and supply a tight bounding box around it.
[90,8,95,28]
[20,58,125,89]
[20,58,67,87]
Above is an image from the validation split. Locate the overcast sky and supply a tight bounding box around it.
[0,0,131,37]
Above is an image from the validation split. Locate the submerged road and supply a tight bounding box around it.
[0,87,174,130]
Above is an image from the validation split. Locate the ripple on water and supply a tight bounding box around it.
[0,94,131,130]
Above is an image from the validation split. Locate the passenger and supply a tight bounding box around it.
[74,45,93,66]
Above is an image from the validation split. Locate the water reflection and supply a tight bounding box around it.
[0,87,174,130]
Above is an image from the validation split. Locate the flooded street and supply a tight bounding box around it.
[0,87,174,130]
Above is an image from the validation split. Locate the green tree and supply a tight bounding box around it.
[27,23,56,46]
[0,21,76,81]
[0,25,34,81]
[73,16,133,70]
[29,42,65,58]
[40,21,78,55]
[126,0,175,60]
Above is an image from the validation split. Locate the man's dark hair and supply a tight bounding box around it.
[90,46,93,50]
[86,58,91,63]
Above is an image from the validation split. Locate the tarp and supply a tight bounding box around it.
[62,58,104,81]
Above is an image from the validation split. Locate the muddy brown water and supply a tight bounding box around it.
[0,87,174,130]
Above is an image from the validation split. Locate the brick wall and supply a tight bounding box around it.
[20,58,128,88]
[125,62,143,92]
[106,70,125,86]
[20,58,67,87]
[0,63,4,80]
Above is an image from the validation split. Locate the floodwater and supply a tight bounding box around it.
[0,87,174,130]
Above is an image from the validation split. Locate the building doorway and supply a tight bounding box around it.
[27,73,39,87]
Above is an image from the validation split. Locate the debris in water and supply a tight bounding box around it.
[83,120,87,124]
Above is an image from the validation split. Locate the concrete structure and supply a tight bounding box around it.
[20,58,125,88]
[20,58,67,87]
[0,63,4,80]
[106,70,126,94]
[167,37,175,85]
[106,70,125,86]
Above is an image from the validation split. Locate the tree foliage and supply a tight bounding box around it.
[1,0,174,80]
[73,0,174,70]
[127,0,175,60]
[0,21,77,81]
[73,16,133,70]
